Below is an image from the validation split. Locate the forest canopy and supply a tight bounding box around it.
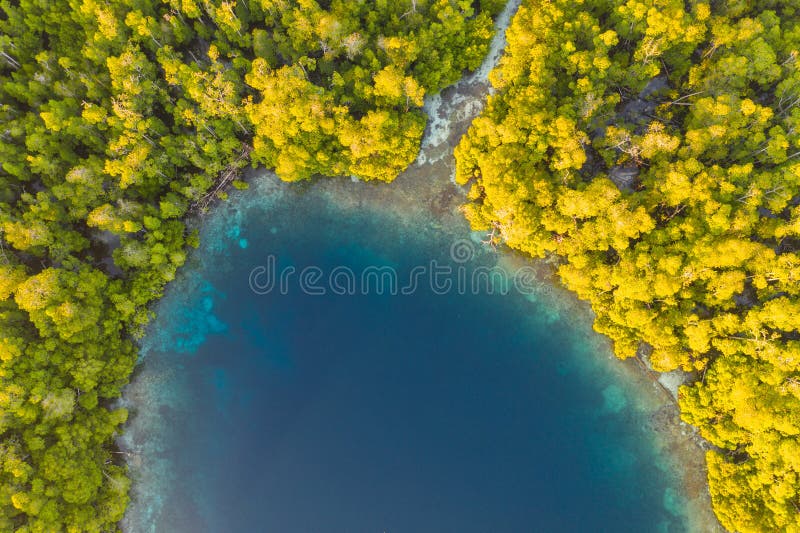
[0,0,501,530]
[3,0,800,530]
[455,0,800,531]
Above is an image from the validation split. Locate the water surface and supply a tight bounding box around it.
[121,174,690,532]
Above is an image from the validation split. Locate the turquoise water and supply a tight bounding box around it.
[121,174,689,532]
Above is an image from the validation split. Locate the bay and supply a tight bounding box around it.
[120,174,691,532]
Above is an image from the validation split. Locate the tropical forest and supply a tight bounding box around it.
[0,0,798,531]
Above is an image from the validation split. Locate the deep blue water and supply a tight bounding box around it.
[123,177,688,532]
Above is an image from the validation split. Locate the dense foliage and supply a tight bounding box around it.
[456,0,800,530]
[0,0,500,530]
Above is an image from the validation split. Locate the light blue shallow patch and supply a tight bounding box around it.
[602,384,629,414]
[143,280,228,356]
[664,487,688,517]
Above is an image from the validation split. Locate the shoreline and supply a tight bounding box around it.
[251,1,721,524]
[240,137,723,532]
[421,3,722,528]
[120,0,722,530]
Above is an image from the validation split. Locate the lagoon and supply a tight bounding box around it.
[120,173,693,532]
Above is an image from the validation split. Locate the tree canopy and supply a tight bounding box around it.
[4,0,798,529]
[0,0,501,529]
[455,1,800,530]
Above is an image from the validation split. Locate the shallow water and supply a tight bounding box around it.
[120,173,692,532]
